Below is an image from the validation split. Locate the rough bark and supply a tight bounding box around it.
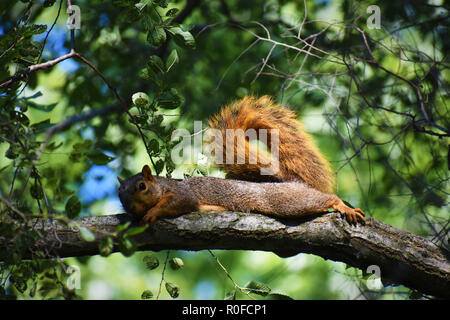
[2,211,449,298]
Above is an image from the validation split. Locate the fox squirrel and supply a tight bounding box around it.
[118,96,365,225]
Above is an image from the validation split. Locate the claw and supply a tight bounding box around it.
[332,200,366,225]
[141,210,159,226]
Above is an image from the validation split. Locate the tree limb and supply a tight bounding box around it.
[5,211,449,298]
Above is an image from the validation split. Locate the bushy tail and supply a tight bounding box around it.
[207,95,335,193]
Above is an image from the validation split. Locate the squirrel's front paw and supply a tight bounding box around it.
[332,200,365,224]
[141,210,159,226]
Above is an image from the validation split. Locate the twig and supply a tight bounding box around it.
[33,103,127,166]
[208,250,256,300]
[36,0,64,65]
[0,50,77,88]
[156,250,170,300]
[72,52,157,171]
[0,194,27,222]
[354,26,449,135]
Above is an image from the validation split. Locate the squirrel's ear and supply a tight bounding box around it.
[117,176,124,184]
[142,165,155,182]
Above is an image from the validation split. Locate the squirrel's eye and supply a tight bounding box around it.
[139,182,146,191]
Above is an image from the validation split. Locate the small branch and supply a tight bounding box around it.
[0,50,77,89]
[156,250,170,300]
[71,52,157,171]
[73,53,124,104]
[354,27,449,135]
[36,0,64,65]
[33,102,127,165]
[0,44,157,171]
[3,211,449,299]
[208,249,256,299]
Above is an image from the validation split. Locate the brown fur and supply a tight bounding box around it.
[118,96,365,225]
[208,95,335,193]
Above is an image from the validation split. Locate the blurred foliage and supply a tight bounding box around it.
[0,0,448,300]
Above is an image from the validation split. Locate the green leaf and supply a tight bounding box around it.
[65,196,81,219]
[79,227,95,242]
[153,114,164,126]
[265,293,294,300]
[87,151,115,165]
[142,254,159,270]
[30,184,44,200]
[116,222,131,233]
[69,152,83,163]
[118,237,137,257]
[73,140,92,152]
[30,118,52,131]
[165,8,179,17]
[155,159,164,175]
[23,24,47,37]
[169,257,184,270]
[0,165,10,173]
[141,289,154,299]
[147,55,165,74]
[70,140,92,162]
[158,88,183,109]
[148,139,159,154]
[14,112,29,126]
[29,281,37,298]
[132,92,151,107]
[179,23,195,32]
[22,91,43,100]
[165,157,175,177]
[46,141,63,151]
[27,101,58,112]
[12,277,27,294]
[5,144,18,160]
[165,49,179,72]
[155,0,168,8]
[167,27,195,49]
[147,26,166,47]
[165,282,179,298]
[224,290,236,300]
[43,0,57,7]
[123,224,148,237]
[135,0,153,11]
[244,280,271,296]
[139,67,161,86]
[135,3,146,11]
[143,254,160,270]
[424,190,445,207]
[98,237,114,257]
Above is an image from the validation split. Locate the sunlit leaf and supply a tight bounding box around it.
[79,227,95,242]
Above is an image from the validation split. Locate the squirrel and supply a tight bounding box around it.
[118,95,365,225]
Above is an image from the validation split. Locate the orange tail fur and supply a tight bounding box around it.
[208,95,335,193]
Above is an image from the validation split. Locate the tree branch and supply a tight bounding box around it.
[0,50,77,89]
[4,211,449,298]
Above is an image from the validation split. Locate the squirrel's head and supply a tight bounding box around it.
[118,165,162,220]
